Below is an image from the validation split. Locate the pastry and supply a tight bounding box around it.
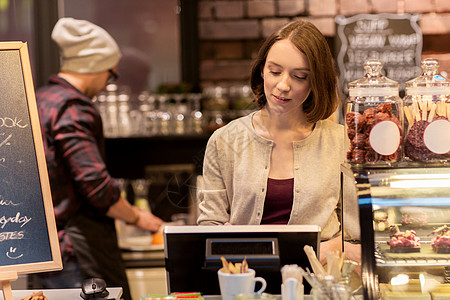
[431,225,450,253]
[389,225,421,253]
[346,103,401,164]
[374,210,389,231]
[401,213,429,228]
[21,291,48,300]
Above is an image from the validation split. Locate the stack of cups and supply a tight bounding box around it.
[281,265,304,300]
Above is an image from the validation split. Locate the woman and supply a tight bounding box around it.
[197,20,360,266]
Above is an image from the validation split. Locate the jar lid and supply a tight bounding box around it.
[405,58,450,95]
[348,59,399,97]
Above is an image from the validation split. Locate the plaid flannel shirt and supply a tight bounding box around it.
[36,75,120,258]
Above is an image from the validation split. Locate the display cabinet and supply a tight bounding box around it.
[342,163,450,300]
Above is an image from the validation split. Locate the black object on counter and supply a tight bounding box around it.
[80,278,110,299]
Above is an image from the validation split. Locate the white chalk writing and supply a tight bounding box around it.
[0,133,12,149]
[354,19,389,33]
[347,49,416,66]
[349,34,387,48]
[0,117,28,128]
[0,195,20,206]
[6,246,23,259]
[0,212,31,228]
[388,34,419,48]
[0,231,24,242]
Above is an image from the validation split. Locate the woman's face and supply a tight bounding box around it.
[262,39,311,116]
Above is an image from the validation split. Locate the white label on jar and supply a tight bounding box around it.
[369,120,400,155]
[424,119,450,154]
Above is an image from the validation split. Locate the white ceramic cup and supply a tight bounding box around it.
[218,268,267,300]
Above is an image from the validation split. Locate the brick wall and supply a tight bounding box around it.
[197,0,450,89]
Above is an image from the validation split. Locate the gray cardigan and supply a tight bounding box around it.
[197,112,360,240]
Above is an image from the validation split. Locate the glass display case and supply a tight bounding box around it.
[342,163,450,300]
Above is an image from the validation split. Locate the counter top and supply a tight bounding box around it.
[122,248,165,268]
[0,287,122,300]
[118,233,165,268]
[202,296,314,300]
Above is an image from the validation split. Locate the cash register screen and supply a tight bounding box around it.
[209,239,274,255]
[164,225,321,295]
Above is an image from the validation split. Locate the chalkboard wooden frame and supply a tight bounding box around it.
[0,42,62,274]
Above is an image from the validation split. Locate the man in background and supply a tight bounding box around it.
[32,17,163,300]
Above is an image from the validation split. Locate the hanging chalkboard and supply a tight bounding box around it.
[0,42,62,274]
[335,13,423,95]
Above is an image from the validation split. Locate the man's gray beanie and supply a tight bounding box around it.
[51,17,121,74]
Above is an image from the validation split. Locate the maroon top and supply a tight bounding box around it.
[261,178,294,224]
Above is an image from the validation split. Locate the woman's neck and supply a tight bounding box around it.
[258,107,314,138]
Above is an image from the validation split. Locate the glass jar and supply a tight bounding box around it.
[345,59,403,165]
[310,285,351,300]
[403,58,450,162]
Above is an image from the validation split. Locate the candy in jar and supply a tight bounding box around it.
[403,58,450,162]
[345,59,403,165]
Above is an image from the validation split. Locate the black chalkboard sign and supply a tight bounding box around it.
[0,42,62,274]
[335,13,423,95]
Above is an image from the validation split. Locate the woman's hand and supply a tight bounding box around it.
[319,236,361,275]
[342,242,361,275]
[319,236,342,264]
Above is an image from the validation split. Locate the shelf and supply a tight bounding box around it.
[376,243,450,267]
[342,161,450,172]
[104,134,210,178]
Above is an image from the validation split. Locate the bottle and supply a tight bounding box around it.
[345,59,403,165]
[203,86,229,111]
[229,84,256,115]
[93,92,108,125]
[174,94,187,135]
[132,179,151,212]
[157,94,172,135]
[189,93,204,134]
[403,58,450,162]
[139,93,158,136]
[117,93,132,137]
[104,84,119,137]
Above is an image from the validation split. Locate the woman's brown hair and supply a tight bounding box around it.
[250,20,339,123]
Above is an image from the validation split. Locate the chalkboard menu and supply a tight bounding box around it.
[0,42,62,274]
[335,13,423,95]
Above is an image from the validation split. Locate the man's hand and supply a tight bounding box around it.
[107,196,163,233]
[135,208,164,233]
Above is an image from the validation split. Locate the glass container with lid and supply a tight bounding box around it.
[403,58,450,162]
[345,59,403,165]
